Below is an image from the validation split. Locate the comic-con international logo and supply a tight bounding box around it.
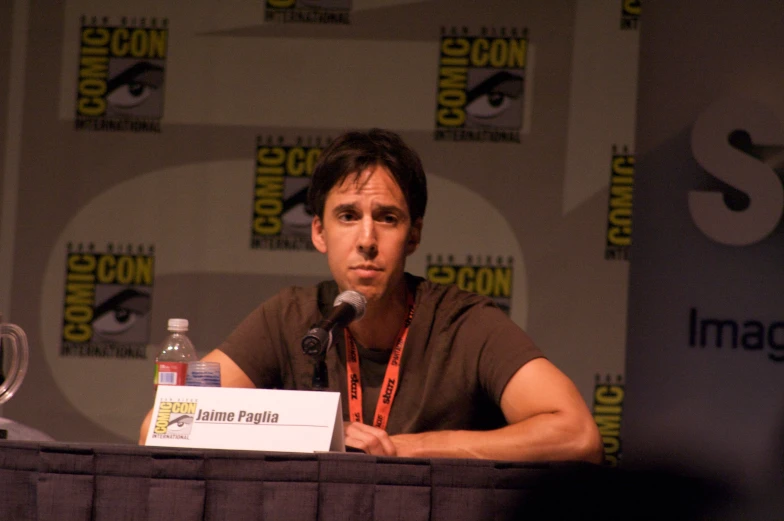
[151,400,197,439]
[620,0,641,30]
[605,146,634,261]
[265,0,352,25]
[251,136,327,251]
[61,243,154,359]
[434,27,527,143]
[592,374,624,467]
[74,16,168,132]
[426,255,513,315]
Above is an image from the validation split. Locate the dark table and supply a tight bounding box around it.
[0,440,731,521]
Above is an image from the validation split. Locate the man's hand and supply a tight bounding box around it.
[343,422,397,456]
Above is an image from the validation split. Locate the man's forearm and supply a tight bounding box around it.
[138,409,153,445]
[390,412,603,463]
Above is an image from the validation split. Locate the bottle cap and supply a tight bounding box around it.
[167,318,189,332]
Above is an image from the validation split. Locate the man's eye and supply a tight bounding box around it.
[338,213,357,222]
[381,214,398,224]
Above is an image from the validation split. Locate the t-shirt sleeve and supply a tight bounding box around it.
[458,303,544,405]
[215,293,287,389]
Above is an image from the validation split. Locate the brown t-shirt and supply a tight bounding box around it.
[217,273,543,435]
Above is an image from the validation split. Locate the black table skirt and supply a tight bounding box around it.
[0,441,730,521]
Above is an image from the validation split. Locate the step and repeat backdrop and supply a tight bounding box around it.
[1,0,638,450]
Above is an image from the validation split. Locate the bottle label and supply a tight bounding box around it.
[156,361,187,386]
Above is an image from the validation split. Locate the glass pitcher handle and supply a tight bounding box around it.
[0,323,29,405]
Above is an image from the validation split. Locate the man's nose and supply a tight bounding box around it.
[357,217,378,257]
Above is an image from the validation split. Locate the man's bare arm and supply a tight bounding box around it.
[351,358,602,462]
[137,349,255,444]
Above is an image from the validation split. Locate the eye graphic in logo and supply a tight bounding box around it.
[167,414,194,433]
[465,70,524,128]
[281,179,313,236]
[105,60,165,118]
[92,288,152,342]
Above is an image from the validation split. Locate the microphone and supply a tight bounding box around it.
[302,290,367,357]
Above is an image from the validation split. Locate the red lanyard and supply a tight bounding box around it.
[345,291,415,431]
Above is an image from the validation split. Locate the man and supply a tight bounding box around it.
[139,129,603,463]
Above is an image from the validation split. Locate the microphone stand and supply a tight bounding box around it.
[303,290,366,391]
[307,328,332,390]
[311,352,328,390]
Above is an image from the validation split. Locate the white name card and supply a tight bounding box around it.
[145,386,344,453]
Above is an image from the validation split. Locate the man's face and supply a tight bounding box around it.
[311,165,421,304]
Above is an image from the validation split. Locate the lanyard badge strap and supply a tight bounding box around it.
[345,292,414,431]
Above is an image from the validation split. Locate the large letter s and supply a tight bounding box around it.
[689,98,783,246]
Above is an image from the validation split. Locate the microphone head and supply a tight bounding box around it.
[333,290,367,322]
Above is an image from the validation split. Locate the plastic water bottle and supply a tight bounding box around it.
[154,318,197,387]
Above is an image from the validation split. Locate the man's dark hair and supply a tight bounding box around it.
[306,128,428,222]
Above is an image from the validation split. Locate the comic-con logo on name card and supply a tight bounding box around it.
[592,374,624,467]
[426,254,513,315]
[251,135,329,251]
[434,26,527,143]
[265,0,352,25]
[74,16,168,133]
[605,146,634,261]
[151,400,197,439]
[61,243,154,359]
[620,0,641,30]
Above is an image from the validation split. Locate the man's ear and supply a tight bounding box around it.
[405,218,423,256]
[311,216,327,253]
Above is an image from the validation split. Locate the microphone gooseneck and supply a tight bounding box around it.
[301,290,367,357]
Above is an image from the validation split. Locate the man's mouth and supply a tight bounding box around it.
[351,265,382,271]
[351,265,383,276]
